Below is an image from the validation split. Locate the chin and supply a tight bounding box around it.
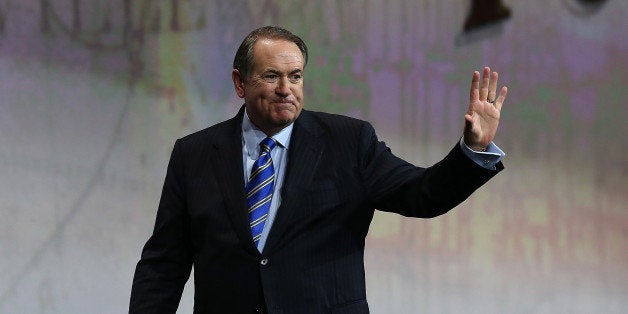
[274,118,295,127]
[274,112,298,124]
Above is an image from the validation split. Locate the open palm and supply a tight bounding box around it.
[464,67,508,151]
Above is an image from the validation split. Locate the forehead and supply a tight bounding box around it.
[252,39,304,70]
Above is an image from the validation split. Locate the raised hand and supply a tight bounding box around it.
[463,67,508,151]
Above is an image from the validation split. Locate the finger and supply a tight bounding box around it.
[479,67,490,101]
[470,71,480,103]
[494,86,508,111]
[488,71,498,102]
[464,113,474,124]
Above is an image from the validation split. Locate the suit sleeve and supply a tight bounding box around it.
[130,140,193,313]
[358,122,503,218]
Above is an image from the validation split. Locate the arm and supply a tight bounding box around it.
[363,128,503,218]
[365,67,508,217]
[130,141,192,314]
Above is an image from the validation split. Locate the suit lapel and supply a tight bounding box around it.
[264,111,325,253]
[209,108,260,255]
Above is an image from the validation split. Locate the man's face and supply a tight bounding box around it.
[232,39,305,135]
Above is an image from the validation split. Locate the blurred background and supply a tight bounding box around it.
[0,0,626,313]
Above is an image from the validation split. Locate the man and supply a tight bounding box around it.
[130,26,508,313]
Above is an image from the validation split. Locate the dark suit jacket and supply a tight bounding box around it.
[130,108,503,314]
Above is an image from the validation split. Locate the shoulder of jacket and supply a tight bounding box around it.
[301,109,370,128]
[175,114,240,149]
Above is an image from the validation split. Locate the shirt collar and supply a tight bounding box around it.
[242,108,293,158]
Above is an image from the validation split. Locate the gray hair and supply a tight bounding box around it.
[233,26,308,79]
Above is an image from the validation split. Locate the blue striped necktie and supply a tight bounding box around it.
[246,137,277,247]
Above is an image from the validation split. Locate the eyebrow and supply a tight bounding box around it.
[262,68,303,75]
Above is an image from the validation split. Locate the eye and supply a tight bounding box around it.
[262,74,279,82]
[289,73,302,83]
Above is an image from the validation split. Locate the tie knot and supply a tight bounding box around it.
[260,137,276,154]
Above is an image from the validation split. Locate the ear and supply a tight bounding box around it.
[232,69,246,98]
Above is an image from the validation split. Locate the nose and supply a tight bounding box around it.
[275,77,291,97]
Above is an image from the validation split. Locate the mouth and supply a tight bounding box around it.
[273,97,294,104]
[271,99,296,109]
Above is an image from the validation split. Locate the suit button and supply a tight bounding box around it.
[260,258,268,266]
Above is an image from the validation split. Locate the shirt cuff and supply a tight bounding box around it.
[459,137,505,170]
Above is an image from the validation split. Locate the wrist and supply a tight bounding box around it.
[464,139,487,152]
[462,137,487,152]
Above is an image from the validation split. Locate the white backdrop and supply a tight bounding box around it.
[1,1,626,313]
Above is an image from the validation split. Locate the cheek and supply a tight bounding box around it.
[248,92,270,108]
[293,87,304,101]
